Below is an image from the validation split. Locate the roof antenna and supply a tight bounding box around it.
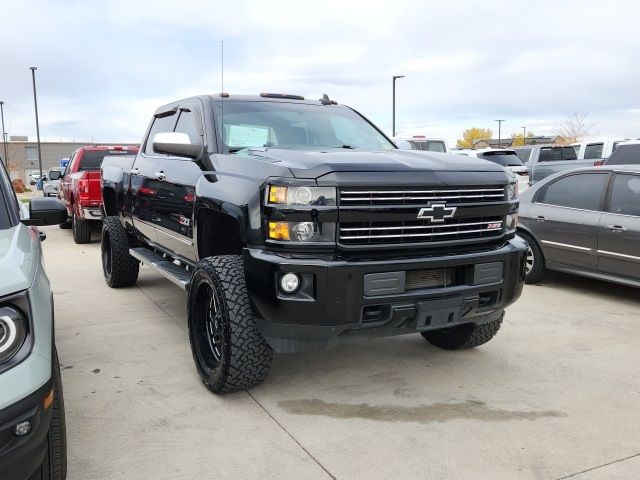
[319,93,337,105]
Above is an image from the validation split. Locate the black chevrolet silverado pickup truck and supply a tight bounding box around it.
[101,93,526,394]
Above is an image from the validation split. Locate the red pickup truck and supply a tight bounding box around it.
[58,145,138,243]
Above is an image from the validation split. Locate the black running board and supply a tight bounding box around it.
[129,247,191,290]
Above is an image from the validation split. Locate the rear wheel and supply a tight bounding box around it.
[188,255,273,394]
[422,314,504,350]
[30,348,67,480]
[72,211,91,244]
[518,230,546,284]
[101,216,139,288]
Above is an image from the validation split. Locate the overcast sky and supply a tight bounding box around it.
[1,0,639,146]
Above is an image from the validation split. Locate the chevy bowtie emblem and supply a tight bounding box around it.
[417,203,457,222]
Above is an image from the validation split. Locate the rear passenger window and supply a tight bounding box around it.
[145,113,177,155]
[538,173,608,211]
[174,109,201,145]
[608,174,640,216]
[584,143,604,159]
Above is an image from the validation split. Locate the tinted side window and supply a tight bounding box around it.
[605,144,640,165]
[145,113,177,155]
[174,109,201,145]
[515,148,532,162]
[538,173,608,211]
[584,143,604,159]
[608,174,640,216]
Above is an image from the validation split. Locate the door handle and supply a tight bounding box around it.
[130,168,139,175]
[605,224,627,232]
[536,216,547,222]
[154,171,166,181]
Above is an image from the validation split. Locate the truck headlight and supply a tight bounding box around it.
[507,183,518,200]
[268,221,336,242]
[268,185,336,206]
[0,307,28,364]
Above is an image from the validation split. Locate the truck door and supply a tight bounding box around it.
[130,110,178,244]
[529,172,609,271]
[150,104,203,261]
[598,173,640,280]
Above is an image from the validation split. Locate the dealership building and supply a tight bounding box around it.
[1,136,138,181]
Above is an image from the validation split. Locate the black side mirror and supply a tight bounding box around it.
[48,170,62,180]
[21,197,68,226]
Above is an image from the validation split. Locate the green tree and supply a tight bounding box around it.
[456,127,493,149]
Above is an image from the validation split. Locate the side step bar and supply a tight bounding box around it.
[129,247,191,290]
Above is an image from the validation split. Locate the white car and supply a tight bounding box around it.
[572,138,629,164]
[394,136,449,153]
[474,148,529,175]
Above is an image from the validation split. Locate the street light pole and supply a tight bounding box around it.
[495,119,505,147]
[522,126,526,146]
[392,75,405,137]
[30,67,44,195]
[0,101,7,167]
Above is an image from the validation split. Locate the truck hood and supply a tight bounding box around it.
[245,148,505,179]
[0,224,39,296]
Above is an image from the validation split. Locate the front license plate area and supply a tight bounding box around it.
[416,297,463,330]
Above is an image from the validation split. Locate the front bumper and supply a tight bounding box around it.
[0,379,53,480]
[244,237,527,352]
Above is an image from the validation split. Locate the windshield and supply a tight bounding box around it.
[408,140,446,152]
[605,144,640,165]
[478,151,524,167]
[213,101,395,151]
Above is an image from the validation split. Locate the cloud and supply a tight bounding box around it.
[0,0,639,145]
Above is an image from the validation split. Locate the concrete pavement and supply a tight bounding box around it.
[42,225,640,479]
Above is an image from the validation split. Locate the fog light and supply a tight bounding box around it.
[13,420,31,437]
[280,273,300,293]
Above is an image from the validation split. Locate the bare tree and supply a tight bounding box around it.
[553,111,595,143]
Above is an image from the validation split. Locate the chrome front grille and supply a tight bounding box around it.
[339,217,504,245]
[339,186,506,206]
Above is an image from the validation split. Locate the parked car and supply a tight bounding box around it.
[475,149,528,175]
[100,93,526,394]
[452,148,478,157]
[43,167,65,197]
[28,172,45,186]
[602,140,640,166]
[0,160,68,479]
[58,145,138,243]
[515,144,588,185]
[517,166,640,287]
[572,138,628,166]
[394,135,449,153]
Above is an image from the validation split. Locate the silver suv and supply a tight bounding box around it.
[0,158,68,479]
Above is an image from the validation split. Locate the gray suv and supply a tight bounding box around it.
[517,166,640,287]
[0,158,68,479]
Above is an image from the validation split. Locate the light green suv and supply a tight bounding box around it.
[0,159,68,480]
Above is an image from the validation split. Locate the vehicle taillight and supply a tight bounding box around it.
[594,160,604,166]
[78,179,89,200]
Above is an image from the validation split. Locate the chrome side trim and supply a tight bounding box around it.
[540,240,592,252]
[155,225,194,246]
[534,203,601,214]
[598,250,640,262]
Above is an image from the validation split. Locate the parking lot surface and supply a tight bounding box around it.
[43,226,640,480]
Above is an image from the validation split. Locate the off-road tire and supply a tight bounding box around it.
[421,314,504,350]
[101,216,139,288]
[518,230,546,284]
[188,255,273,394]
[72,211,91,244]
[31,348,67,480]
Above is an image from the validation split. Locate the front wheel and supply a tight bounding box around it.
[422,314,504,350]
[518,230,546,284]
[32,348,67,479]
[188,255,273,394]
